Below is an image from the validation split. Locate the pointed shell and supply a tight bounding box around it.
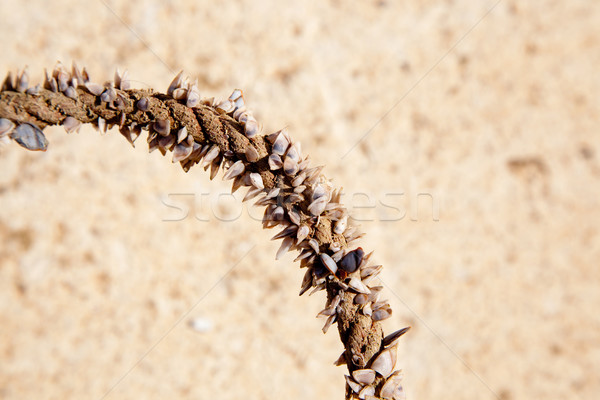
[10,123,48,151]
[62,117,81,134]
[283,155,299,175]
[334,215,348,234]
[0,118,15,137]
[383,327,410,348]
[308,196,328,216]
[380,370,405,400]
[321,314,336,333]
[167,70,184,96]
[345,375,362,394]
[84,82,104,96]
[172,142,193,163]
[223,160,245,180]
[153,119,171,136]
[372,308,392,321]
[348,277,370,294]
[352,369,376,385]
[177,126,188,144]
[268,154,283,170]
[137,97,150,111]
[271,132,289,155]
[320,254,338,275]
[358,385,375,399]
[245,118,259,138]
[296,225,310,243]
[245,146,260,162]
[249,172,264,189]
[275,237,294,260]
[371,345,397,378]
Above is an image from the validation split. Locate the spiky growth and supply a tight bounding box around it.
[0,62,409,400]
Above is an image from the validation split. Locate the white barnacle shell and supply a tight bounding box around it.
[202,145,220,166]
[26,84,41,96]
[316,306,336,318]
[245,145,260,162]
[348,277,371,295]
[271,206,285,222]
[100,87,117,103]
[371,345,397,378]
[275,237,294,260]
[334,352,347,366]
[177,126,188,144]
[10,123,48,152]
[380,370,405,400]
[243,186,263,203]
[186,87,201,107]
[229,88,243,101]
[16,67,28,93]
[268,154,283,170]
[352,369,376,386]
[172,87,188,100]
[286,142,301,162]
[309,239,320,253]
[320,254,338,275]
[271,131,290,155]
[172,140,193,163]
[249,172,264,189]
[97,117,107,134]
[63,86,78,100]
[334,215,348,234]
[383,327,410,349]
[296,225,310,243]
[137,97,150,111]
[354,293,369,305]
[0,118,15,138]
[288,208,301,225]
[223,160,245,180]
[308,196,328,216]
[71,61,86,85]
[271,225,297,240]
[372,308,392,322]
[167,70,184,97]
[62,117,81,134]
[85,82,104,96]
[153,119,171,136]
[345,375,362,394]
[291,171,306,187]
[321,314,336,333]
[216,99,235,114]
[283,155,299,175]
[358,385,375,399]
[244,117,259,138]
[266,187,280,199]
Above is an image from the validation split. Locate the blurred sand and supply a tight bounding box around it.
[1,1,599,399]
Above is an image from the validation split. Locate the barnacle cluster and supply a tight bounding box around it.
[0,63,409,400]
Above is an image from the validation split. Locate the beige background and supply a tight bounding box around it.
[1,1,599,399]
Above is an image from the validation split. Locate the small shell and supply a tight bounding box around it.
[243,187,262,202]
[308,196,328,216]
[100,87,117,103]
[283,155,299,176]
[275,237,294,260]
[334,352,347,366]
[317,306,336,318]
[372,308,392,322]
[380,370,405,400]
[63,86,78,100]
[354,294,369,305]
[271,225,297,240]
[172,87,188,100]
[97,117,107,134]
[249,172,264,189]
[177,126,188,144]
[62,117,81,134]
[244,118,259,138]
[172,141,193,163]
[358,385,375,399]
[229,88,243,101]
[186,88,201,107]
[153,119,171,136]
[10,123,48,151]
[291,172,306,187]
[321,314,336,333]
[167,70,184,96]
[0,118,15,137]
[345,375,362,394]
[309,239,320,253]
[288,208,301,225]
[352,369,376,385]
[371,345,397,378]
[271,206,285,222]
[26,84,41,96]
[271,131,289,155]
[348,277,370,294]
[16,67,28,93]
[339,247,364,273]
[203,145,220,165]
[137,97,150,111]
[216,100,235,114]
[320,254,338,275]
[223,160,245,180]
[296,225,310,243]
[85,82,104,96]
[268,154,283,170]
[334,215,348,234]
[383,327,410,348]
[245,146,260,162]
[286,142,301,162]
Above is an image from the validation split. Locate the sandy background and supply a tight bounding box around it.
[1,1,599,399]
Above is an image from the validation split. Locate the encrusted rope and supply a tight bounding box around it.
[0,64,409,400]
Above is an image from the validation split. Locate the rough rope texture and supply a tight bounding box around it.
[0,63,408,400]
